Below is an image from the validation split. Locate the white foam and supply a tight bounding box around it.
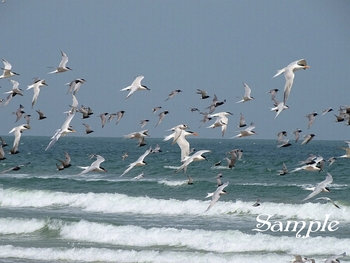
[0,218,45,234]
[0,188,349,220]
[59,220,350,254]
[0,245,313,263]
[158,180,188,186]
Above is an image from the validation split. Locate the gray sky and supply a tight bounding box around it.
[1,1,350,140]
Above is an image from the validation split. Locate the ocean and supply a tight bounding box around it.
[0,136,349,263]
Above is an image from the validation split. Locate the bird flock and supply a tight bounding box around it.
[0,54,349,217]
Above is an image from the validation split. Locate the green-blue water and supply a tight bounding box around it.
[0,136,349,263]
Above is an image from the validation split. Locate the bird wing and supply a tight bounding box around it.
[31,87,40,108]
[2,58,12,70]
[243,82,251,97]
[283,68,295,103]
[59,50,69,67]
[205,181,229,212]
[45,130,62,151]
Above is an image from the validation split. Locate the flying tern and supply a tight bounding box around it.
[196,89,210,99]
[48,50,72,74]
[120,75,149,100]
[302,172,333,201]
[236,82,254,103]
[174,150,211,174]
[324,252,346,263]
[207,111,233,137]
[66,78,86,95]
[232,122,257,138]
[205,181,229,212]
[27,79,48,108]
[301,134,315,145]
[165,89,182,101]
[0,58,20,79]
[120,147,151,177]
[306,112,318,129]
[273,59,310,103]
[78,154,106,175]
[45,110,76,151]
[8,124,30,154]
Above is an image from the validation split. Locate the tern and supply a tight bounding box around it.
[45,110,76,151]
[0,162,30,174]
[152,106,162,114]
[174,150,211,174]
[164,128,198,161]
[301,134,315,145]
[271,101,289,118]
[133,172,145,180]
[82,123,94,134]
[205,181,229,212]
[122,152,129,161]
[293,128,302,143]
[277,139,292,148]
[196,89,210,99]
[27,79,48,108]
[151,144,162,153]
[207,111,233,137]
[8,124,30,154]
[98,112,108,128]
[268,88,279,101]
[238,113,247,128]
[324,252,346,263]
[36,109,47,120]
[55,151,72,170]
[48,50,72,74]
[306,112,318,129]
[140,119,149,128]
[124,129,149,140]
[327,157,337,166]
[215,172,223,186]
[114,111,125,123]
[120,75,149,100]
[0,58,20,79]
[236,82,254,103]
[338,142,350,158]
[273,59,310,103]
[302,172,333,201]
[2,80,23,107]
[252,198,261,207]
[278,163,288,176]
[206,94,226,114]
[66,78,86,95]
[232,122,256,138]
[155,110,169,127]
[165,89,182,101]
[78,154,106,175]
[13,104,25,123]
[291,156,324,173]
[120,147,151,177]
[277,131,287,142]
[23,115,31,125]
[187,175,194,185]
[322,107,333,116]
[199,112,212,128]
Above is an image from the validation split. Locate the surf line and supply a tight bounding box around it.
[252,213,339,238]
